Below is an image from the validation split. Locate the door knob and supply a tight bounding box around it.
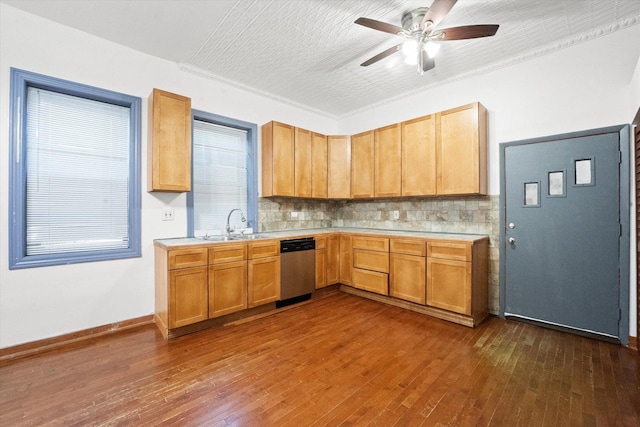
[508,237,516,244]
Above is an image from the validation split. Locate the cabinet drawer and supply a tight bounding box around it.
[353,249,389,273]
[390,238,426,256]
[352,268,388,295]
[168,248,208,269]
[315,236,327,249]
[352,236,389,252]
[208,243,246,264]
[427,241,471,261]
[248,240,279,259]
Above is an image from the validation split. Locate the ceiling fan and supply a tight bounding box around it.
[355,0,499,75]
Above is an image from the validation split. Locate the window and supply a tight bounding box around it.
[188,111,258,237]
[9,68,141,269]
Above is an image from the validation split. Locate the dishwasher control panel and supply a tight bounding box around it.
[280,237,315,253]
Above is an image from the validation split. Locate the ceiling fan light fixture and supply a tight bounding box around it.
[401,39,419,56]
[424,41,440,58]
[404,53,418,65]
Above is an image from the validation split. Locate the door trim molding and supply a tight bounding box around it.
[499,124,631,345]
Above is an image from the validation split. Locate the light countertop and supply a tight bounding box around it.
[154,227,489,249]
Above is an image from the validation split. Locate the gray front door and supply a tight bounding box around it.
[501,126,630,342]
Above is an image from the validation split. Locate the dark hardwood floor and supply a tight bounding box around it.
[1,291,639,426]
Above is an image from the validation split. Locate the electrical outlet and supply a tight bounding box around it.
[162,208,175,221]
[392,210,400,220]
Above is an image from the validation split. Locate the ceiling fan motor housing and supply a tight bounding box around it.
[401,7,430,33]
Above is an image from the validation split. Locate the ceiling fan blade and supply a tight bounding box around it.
[355,17,404,36]
[420,0,457,30]
[434,24,499,40]
[421,50,436,72]
[360,44,402,67]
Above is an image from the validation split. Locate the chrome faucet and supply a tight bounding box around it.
[226,208,246,236]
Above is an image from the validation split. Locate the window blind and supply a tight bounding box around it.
[25,87,131,255]
[192,120,248,235]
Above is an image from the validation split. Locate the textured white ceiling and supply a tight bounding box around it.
[4,0,640,117]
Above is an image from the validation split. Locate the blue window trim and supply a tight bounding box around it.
[8,68,142,269]
[187,110,258,237]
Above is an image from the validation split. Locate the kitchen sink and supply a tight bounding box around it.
[200,234,264,241]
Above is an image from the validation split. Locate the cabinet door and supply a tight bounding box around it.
[262,121,295,196]
[402,114,436,196]
[169,266,208,328]
[436,102,487,195]
[311,132,328,198]
[390,253,426,304]
[209,261,247,318]
[327,135,351,199]
[375,123,402,197]
[248,256,281,307]
[315,248,327,289]
[352,268,388,295]
[339,235,353,285]
[294,127,312,198]
[351,130,375,198]
[427,257,472,314]
[326,234,340,285]
[148,88,192,192]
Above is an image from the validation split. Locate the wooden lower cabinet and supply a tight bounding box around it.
[427,258,471,314]
[353,249,389,273]
[426,239,489,323]
[326,234,340,285]
[208,261,247,318]
[390,253,425,305]
[248,256,281,308]
[339,235,353,285]
[155,233,489,339]
[350,235,389,296]
[169,266,208,328]
[352,268,388,295]
[315,248,327,288]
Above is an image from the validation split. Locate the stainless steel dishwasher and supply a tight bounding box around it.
[278,237,315,307]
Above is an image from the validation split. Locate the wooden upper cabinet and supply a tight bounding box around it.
[327,135,351,199]
[351,130,375,198]
[436,102,488,195]
[262,121,295,197]
[375,123,402,197]
[402,114,436,196]
[294,127,312,198]
[148,88,192,192]
[311,132,328,198]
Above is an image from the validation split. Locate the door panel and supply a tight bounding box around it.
[504,133,620,338]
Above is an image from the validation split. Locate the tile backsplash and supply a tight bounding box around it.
[258,195,500,314]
